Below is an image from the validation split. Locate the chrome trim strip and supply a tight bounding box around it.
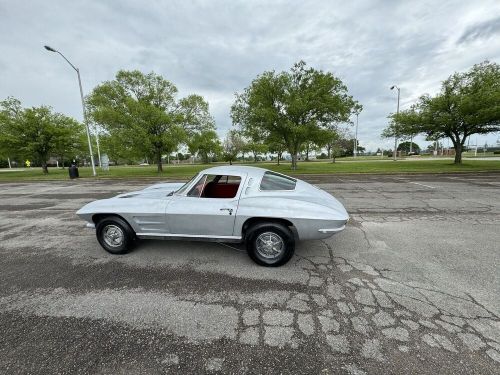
[136,232,242,240]
[318,225,345,233]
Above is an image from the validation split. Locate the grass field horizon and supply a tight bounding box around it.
[1,158,500,181]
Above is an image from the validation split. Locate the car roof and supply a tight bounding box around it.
[200,165,270,178]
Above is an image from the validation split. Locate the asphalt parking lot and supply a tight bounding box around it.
[1,172,499,374]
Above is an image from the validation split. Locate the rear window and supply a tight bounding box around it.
[260,171,296,191]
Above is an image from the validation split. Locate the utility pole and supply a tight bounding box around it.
[94,123,102,168]
[354,112,359,158]
[44,45,96,176]
[390,85,400,161]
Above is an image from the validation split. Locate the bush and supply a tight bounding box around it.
[494,151,500,155]
[0,159,10,168]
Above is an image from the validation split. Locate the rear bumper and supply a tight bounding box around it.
[294,218,348,240]
[318,225,346,234]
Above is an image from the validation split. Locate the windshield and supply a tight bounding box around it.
[174,174,198,195]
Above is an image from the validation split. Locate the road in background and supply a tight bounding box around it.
[0,173,499,374]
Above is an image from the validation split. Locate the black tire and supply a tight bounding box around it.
[246,222,295,267]
[95,216,135,255]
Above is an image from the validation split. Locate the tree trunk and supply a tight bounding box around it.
[253,152,257,162]
[42,162,48,174]
[327,145,331,159]
[229,159,233,165]
[156,148,163,172]
[291,152,297,170]
[454,142,463,164]
[305,144,310,161]
[277,151,281,166]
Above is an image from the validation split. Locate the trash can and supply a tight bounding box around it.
[69,163,79,179]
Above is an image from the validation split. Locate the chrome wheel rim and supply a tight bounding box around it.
[256,231,284,259]
[102,224,124,248]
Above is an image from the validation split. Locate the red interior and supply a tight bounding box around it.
[202,182,239,198]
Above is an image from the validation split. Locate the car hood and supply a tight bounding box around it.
[114,182,185,200]
[76,182,184,220]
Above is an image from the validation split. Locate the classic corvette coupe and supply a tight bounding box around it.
[76,166,349,266]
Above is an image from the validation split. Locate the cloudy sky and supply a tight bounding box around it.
[1,0,500,151]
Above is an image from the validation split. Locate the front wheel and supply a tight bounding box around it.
[96,216,135,255]
[246,223,295,267]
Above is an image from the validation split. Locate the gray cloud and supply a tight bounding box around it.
[457,16,500,44]
[1,0,499,151]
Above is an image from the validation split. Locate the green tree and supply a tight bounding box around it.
[317,126,351,161]
[87,70,214,172]
[304,126,336,160]
[246,139,268,162]
[267,136,286,165]
[381,108,420,149]
[0,99,84,173]
[98,131,138,165]
[223,129,245,165]
[231,61,358,169]
[0,97,24,164]
[179,94,216,136]
[383,61,500,164]
[188,130,221,164]
[319,129,340,160]
[397,141,420,154]
[337,138,365,157]
[51,116,85,168]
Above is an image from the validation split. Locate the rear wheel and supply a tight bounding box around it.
[246,223,295,267]
[96,216,135,254]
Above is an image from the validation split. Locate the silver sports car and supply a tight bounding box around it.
[76,166,348,266]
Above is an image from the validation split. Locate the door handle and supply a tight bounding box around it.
[220,208,233,215]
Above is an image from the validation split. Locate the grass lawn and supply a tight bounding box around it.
[462,151,499,158]
[1,159,500,181]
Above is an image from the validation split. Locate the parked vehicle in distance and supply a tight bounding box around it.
[76,166,349,266]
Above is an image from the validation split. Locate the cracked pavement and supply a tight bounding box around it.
[0,172,499,374]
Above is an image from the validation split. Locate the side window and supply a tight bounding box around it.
[187,175,207,197]
[260,171,296,191]
[202,175,241,198]
[218,175,241,185]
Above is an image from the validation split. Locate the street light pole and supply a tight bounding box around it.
[390,85,400,161]
[354,112,359,158]
[94,123,102,168]
[44,45,96,176]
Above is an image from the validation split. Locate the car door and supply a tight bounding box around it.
[166,173,246,238]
